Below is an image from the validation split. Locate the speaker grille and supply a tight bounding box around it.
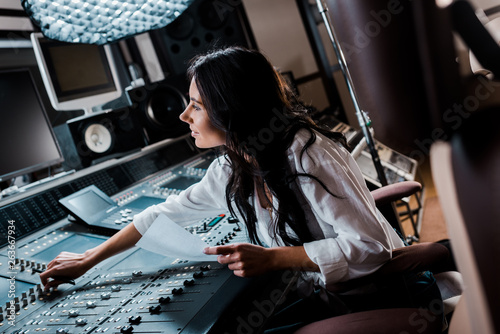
[150,0,257,76]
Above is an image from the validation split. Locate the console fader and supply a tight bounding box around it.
[0,144,274,334]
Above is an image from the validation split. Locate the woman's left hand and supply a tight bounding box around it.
[203,243,275,277]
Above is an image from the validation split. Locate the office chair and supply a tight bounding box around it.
[431,106,500,334]
[291,181,463,334]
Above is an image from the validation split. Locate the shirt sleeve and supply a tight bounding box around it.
[133,156,230,235]
[290,132,404,288]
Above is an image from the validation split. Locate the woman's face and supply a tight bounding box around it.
[179,79,226,149]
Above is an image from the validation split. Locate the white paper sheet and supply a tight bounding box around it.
[135,214,217,261]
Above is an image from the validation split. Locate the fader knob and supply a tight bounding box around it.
[101,292,111,300]
[183,279,195,287]
[172,288,183,295]
[86,301,97,308]
[68,309,79,317]
[193,271,204,279]
[159,296,171,304]
[129,315,142,325]
[56,328,70,334]
[121,325,134,334]
[75,318,88,326]
[122,277,133,284]
[149,305,161,315]
[111,285,122,292]
[200,265,211,271]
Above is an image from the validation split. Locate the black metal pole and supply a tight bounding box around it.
[315,0,388,186]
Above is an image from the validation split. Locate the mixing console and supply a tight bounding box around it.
[0,211,252,333]
[0,137,277,333]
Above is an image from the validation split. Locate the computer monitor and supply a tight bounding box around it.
[30,33,122,114]
[0,68,64,182]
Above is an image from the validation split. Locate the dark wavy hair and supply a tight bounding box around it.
[187,46,347,246]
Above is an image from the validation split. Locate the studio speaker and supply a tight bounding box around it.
[126,74,190,145]
[66,110,146,167]
[123,0,257,145]
[149,0,257,76]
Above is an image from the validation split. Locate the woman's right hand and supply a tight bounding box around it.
[39,222,143,291]
[39,249,95,290]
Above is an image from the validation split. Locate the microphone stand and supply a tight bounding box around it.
[315,0,388,187]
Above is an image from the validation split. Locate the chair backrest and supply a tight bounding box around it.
[323,0,461,156]
[431,107,500,334]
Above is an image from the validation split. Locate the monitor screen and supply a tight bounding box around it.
[0,68,64,182]
[30,33,122,114]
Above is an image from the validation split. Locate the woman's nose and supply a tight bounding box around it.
[179,108,189,123]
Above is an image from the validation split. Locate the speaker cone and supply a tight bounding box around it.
[166,13,196,40]
[84,123,113,153]
[146,85,188,130]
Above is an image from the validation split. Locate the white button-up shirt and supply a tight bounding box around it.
[133,129,404,291]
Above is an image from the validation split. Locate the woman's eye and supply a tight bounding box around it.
[193,104,201,111]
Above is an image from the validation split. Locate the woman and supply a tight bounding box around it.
[40,47,411,330]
